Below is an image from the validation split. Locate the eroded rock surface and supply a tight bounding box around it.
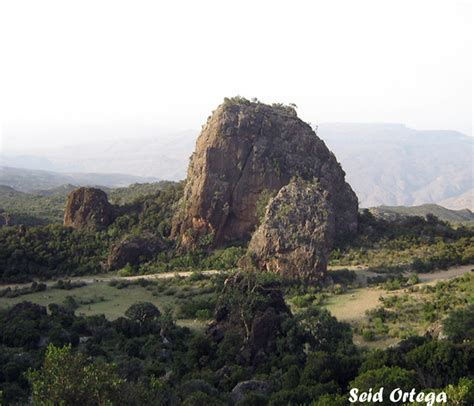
[107,233,164,270]
[63,187,115,230]
[171,98,358,251]
[248,179,335,280]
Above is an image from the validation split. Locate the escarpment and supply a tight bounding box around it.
[63,187,115,230]
[171,98,358,253]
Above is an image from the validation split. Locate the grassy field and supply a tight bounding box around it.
[324,264,473,322]
[0,278,217,328]
[0,283,176,319]
[324,287,391,321]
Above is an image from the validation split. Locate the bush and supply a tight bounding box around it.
[443,305,474,343]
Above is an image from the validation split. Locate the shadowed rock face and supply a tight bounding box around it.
[63,187,115,230]
[107,233,164,270]
[248,179,335,280]
[171,99,358,251]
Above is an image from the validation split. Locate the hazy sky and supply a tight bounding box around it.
[0,0,472,151]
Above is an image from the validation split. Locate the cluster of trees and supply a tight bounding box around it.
[0,182,185,283]
[0,225,109,282]
[331,210,474,271]
[358,273,473,342]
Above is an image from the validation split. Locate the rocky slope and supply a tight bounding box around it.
[63,187,115,230]
[171,98,358,251]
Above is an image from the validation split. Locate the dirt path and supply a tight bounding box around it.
[80,269,220,284]
[2,264,472,298]
[417,264,473,283]
[1,270,220,290]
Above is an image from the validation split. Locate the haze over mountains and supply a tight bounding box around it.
[1,123,472,209]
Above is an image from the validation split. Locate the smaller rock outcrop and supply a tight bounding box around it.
[63,187,115,230]
[247,179,335,280]
[230,380,272,403]
[107,233,164,270]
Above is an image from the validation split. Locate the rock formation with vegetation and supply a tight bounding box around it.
[63,187,115,230]
[247,179,335,280]
[171,97,358,252]
[107,233,164,271]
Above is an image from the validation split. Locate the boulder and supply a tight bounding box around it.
[63,187,115,230]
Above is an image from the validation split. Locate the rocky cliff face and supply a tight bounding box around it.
[247,179,335,280]
[171,98,358,251]
[63,187,115,230]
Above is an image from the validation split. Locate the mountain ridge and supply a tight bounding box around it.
[2,123,472,209]
[370,203,474,224]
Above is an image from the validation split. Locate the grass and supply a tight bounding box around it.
[322,265,474,347]
[323,287,391,322]
[0,282,179,320]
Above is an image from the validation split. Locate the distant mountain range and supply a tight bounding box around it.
[369,204,474,225]
[1,124,472,209]
[319,123,473,210]
[0,166,159,193]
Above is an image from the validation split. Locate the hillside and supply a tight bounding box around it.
[369,204,474,224]
[0,185,68,225]
[0,181,176,225]
[0,166,160,193]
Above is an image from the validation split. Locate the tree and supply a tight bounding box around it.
[406,340,468,387]
[443,305,474,343]
[125,302,161,324]
[350,366,417,405]
[27,343,123,405]
[444,377,474,406]
[296,306,354,353]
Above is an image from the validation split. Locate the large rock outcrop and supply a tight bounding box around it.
[247,179,335,280]
[171,98,358,251]
[63,187,115,230]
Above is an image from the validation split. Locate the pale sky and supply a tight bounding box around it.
[0,0,472,151]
